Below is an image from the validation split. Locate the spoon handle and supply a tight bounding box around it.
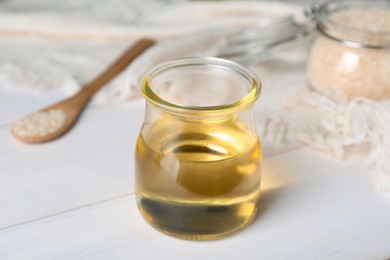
[55,39,155,110]
[83,39,155,98]
[12,39,155,143]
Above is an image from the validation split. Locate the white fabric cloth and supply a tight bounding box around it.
[0,0,300,95]
[1,0,390,197]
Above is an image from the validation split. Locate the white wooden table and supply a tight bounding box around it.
[1,88,390,260]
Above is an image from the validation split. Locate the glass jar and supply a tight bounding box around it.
[307,0,390,100]
[135,57,262,240]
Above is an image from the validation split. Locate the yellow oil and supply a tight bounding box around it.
[135,116,262,240]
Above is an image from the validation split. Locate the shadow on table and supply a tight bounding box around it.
[253,186,285,223]
[250,158,297,224]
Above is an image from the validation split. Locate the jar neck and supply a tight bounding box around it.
[140,57,261,118]
[316,1,390,49]
[145,101,253,124]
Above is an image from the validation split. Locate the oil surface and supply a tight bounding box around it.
[135,117,262,240]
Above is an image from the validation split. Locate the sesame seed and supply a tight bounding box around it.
[12,109,67,137]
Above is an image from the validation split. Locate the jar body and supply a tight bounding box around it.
[134,58,262,240]
[307,34,390,99]
[306,0,390,100]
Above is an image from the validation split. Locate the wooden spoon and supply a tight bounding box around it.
[11,39,155,143]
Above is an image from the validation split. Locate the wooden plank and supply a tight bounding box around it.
[0,101,143,228]
[1,148,389,259]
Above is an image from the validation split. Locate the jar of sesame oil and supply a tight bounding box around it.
[135,57,262,240]
[307,0,390,99]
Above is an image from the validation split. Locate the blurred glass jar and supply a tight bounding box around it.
[307,0,390,100]
[135,57,262,240]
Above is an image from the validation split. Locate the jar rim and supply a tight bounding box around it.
[140,57,261,116]
[316,0,390,49]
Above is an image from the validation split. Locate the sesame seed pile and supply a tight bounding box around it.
[12,109,67,137]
